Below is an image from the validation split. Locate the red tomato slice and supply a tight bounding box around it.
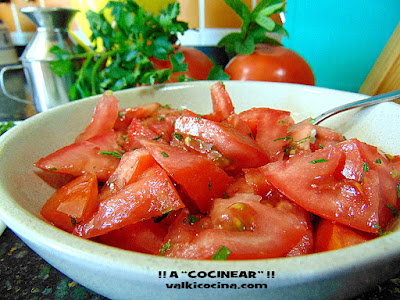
[34,131,122,182]
[260,139,400,233]
[239,107,295,161]
[123,118,164,152]
[175,110,269,172]
[113,103,161,131]
[99,219,168,254]
[314,218,375,252]
[287,119,345,155]
[234,168,314,256]
[165,194,306,260]
[41,173,98,233]
[144,106,183,142]
[74,165,185,238]
[75,91,120,142]
[203,82,235,122]
[99,148,156,201]
[141,140,233,213]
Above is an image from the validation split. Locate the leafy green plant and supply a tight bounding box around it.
[50,0,225,100]
[217,0,288,58]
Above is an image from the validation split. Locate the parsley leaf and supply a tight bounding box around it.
[0,121,15,135]
[212,246,231,260]
[308,159,328,164]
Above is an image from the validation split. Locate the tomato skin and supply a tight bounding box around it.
[141,140,233,214]
[225,44,315,86]
[99,219,168,254]
[164,193,307,260]
[175,110,269,172]
[41,173,98,233]
[34,130,122,182]
[75,91,120,142]
[74,165,185,238]
[314,218,375,252]
[150,46,214,81]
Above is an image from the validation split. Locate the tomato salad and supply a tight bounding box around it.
[35,82,400,260]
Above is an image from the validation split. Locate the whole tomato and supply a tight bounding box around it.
[224,44,315,85]
[150,46,214,81]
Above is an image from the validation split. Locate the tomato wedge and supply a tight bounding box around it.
[164,193,306,260]
[113,103,161,131]
[141,140,233,213]
[41,173,98,233]
[175,110,269,172]
[99,148,156,201]
[260,139,400,233]
[314,218,375,252]
[99,219,168,254]
[35,131,122,182]
[75,91,120,142]
[74,165,185,238]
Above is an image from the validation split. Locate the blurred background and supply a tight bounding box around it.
[1,0,399,93]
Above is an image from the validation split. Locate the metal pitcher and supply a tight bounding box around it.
[0,7,79,113]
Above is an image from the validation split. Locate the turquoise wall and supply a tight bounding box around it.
[283,1,400,92]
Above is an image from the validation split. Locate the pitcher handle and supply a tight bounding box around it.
[0,65,32,105]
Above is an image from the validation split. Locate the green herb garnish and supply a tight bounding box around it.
[161,152,169,157]
[98,151,124,159]
[212,246,231,260]
[183,215,200,225]
[308,159,328,164]
[159,239,171,253]
[387,203,399,217]
[0,121,15,135]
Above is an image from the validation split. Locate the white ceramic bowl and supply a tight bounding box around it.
[1,81,400,300]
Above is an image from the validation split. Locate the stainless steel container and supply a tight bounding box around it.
[0,7,79,113]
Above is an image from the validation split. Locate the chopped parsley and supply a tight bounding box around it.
[308,159,328,164]
[172,132,183,140]
[183,215,200,225]
[161,152,169,158]
[374,159,382,164]
[372,222,391,237]
[208,181,212,190]
[153,134,163,141]
[359,161,369,183]
[273,137,293,142]
[212,246,231,260]
[0,121,15,135]
[387,203,399,217]
[159,239,171,253]
[98,151,124,159]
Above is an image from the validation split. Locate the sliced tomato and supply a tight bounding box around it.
[314,218,376,252]
[141,140,233,213]
[235,168,314,256]
[144,106,183,142]
[260,139,400,233]
[113,103,161,131]
[203,82,235,122]
[239,107,294,161]
[35,131,122,182]
[165,193,306,260]
[74,165,185,238]
[41,173,98,233]
[174,110,269,172]
[99,219,168,254]
[286,119,345,155]
[123,118,164,152]
[75,91,120,142]
[99,148,156,201]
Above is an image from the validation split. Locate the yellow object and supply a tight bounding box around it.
[359,21,400,97]
[71,0,176,45]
